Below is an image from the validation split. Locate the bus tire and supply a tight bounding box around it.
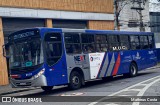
[41,86,53,92]
[129,62,138,77]
[68,71,82,90]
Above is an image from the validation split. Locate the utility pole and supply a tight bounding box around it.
[138,1,145,31]
[114,0,118,30]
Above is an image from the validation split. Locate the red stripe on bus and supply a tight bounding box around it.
[112,53,121,76]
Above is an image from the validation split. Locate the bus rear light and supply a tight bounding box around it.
[32,68,45,79]
[11,75,20,79]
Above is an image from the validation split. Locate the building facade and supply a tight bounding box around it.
[0,0,114,85]
[119,0,160,48]
[119,0,150,32]
[149,0,160,48]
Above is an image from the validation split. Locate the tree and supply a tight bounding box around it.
[114,0,131,30]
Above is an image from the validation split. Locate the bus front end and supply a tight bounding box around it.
[7,29,47,88]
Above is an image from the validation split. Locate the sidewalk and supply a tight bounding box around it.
[0,84,39,96]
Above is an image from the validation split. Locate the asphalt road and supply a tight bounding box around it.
[1,67,160,105]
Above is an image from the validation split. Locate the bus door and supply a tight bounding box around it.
[44,32,68,85]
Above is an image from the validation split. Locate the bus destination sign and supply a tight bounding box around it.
[13,31,35,40]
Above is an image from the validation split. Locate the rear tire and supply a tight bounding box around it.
[41,86,53,92]
[129,63,138,77]
[68,71,82,90]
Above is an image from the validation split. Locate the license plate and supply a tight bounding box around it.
[19,83,27,85]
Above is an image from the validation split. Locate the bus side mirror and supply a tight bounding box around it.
[2,44,10,58]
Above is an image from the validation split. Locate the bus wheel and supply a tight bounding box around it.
[69,71,82,90]
[129,63,138,77]
[41,86,53,92]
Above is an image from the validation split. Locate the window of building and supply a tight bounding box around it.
[81,34,95,53]
[65,33,81,54]
[130,35,140,50]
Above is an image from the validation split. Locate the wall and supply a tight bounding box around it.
[0,17,8,85]
[149,0,160,12]
[88,20,114,30]
[0,0,113,13]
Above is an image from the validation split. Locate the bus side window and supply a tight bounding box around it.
[108,35,119,51]
[45,33,62,66]
[148,36,154,49]
[95,35,108,52]
[65,33,82,54]
[119,35,130,50]
[140,36,149,49]
[130,36,140,50]
[81,34,95,53]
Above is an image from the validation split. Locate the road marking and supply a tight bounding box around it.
[108,75,160,96]
[132,77,160,105]
[128,89,142,91]
[137,84,147,86]
[105,103,120,105]
[117,95,130,96]
[60,92,84,96]
[88,75,160,105]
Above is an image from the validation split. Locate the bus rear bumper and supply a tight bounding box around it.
[10,75,47,88]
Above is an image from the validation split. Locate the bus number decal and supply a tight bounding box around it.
[113,46,127,51]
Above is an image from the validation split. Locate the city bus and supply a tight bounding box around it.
[4,28,157,91]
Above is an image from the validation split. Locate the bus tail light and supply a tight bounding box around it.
[32,68,45,79]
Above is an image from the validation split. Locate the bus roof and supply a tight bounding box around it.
[10,27,154,36]
[38,27,154,35]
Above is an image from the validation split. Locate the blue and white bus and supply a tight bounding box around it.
[4,28,157,91]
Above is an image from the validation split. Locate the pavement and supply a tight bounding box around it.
[0,84,40,95]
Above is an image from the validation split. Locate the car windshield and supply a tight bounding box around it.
[9,38,44,69]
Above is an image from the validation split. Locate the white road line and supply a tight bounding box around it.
[117,95,130,96]
[137,84,147,86]
[105,103,120,105]
[132,77,160,105]
[128,89,142,91]
[88,75,160,105]
[108,76,160,96]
